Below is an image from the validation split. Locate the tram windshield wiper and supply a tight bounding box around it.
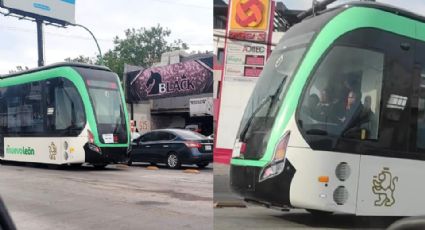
[240,76,288,141]
[264,75,288,117]
[240,95,273,141]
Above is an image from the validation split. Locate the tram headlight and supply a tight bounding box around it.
[259,131,290,182]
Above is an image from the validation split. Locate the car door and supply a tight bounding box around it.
[150,131,174,162]
[133,132,155,162]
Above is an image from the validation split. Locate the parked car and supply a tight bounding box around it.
[128,129,213,168]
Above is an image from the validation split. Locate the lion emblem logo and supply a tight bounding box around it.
[372,167,398,207]
[48,142,57,160]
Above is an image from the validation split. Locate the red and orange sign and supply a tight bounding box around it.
[230,0,270,31]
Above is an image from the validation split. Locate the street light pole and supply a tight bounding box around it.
[71,23,103,65]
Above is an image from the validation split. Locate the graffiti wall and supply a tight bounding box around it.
[127,58,213,102]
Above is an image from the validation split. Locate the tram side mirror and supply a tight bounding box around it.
[400,42,411,51]
[0,197,16,230]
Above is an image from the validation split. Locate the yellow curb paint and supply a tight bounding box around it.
[146,166,159,170]
[183,169,200,174]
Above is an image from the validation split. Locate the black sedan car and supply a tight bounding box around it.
[128,129,213,168]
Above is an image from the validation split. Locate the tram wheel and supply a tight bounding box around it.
[306,209,333,217]
[93,163,108,169]
[69,163,83,168]
[47,164,64,170]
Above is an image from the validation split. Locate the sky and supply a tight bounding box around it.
[281,0,425,12]
[0,0,212,74]
[2,1,425,75]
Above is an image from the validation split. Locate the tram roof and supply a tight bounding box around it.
[313,1,425,25]
[0,62,112,79]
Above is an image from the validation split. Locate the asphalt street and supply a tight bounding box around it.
[213,163,402,230]
[0,162,213,230]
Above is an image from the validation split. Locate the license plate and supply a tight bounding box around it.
[102,134,114,143]
[205,145,212,151]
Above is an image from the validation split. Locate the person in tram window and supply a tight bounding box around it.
[358,95,376,137]
[339,79,365,138]
[316,87,342,123]
[417,109,425,149]
[302,93,320,121]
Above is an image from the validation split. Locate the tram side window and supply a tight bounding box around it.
[299,46,384,140]
[24,82,43,133]
[5,83,43,134]
[0,88,7,132]
[417,70,425,149]
[46,78,85,133]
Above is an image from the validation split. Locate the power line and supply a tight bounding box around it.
[0,25,113,42]
[0,25,213,46]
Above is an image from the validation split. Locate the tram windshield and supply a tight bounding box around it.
[237,32,313,159]
[76,67,128,144]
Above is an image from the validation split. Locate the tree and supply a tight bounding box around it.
[65,25,188,80]
[9,66,29,74]
[103,24,188,80]
[64,55,97,65]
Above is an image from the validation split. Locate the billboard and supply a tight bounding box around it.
[0,0,76,24]
[127,58,213,101]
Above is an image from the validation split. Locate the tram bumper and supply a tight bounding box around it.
[230,160,296,208]
[84,143,129,164]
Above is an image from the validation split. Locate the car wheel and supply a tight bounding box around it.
[93,163,108,169]
[196,163,209,168]
[166,153,181,169]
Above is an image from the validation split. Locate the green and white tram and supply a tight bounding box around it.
[0,63,130,168]
[231,2,425,216]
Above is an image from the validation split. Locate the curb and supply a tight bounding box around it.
[115,164,129,169]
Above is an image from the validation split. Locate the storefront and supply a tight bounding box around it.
[124,53,214,136]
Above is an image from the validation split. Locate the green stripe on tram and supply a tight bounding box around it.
[231,7,419,167]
